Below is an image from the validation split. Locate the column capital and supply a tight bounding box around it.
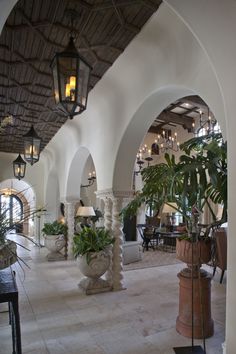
[96,189,134,200]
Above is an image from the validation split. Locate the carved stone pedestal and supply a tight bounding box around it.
[77,250,112,295]
[44,234,66,261]
[176,268,214,339]
[79,277,112,295]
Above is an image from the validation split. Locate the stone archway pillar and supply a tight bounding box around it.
[64,201,76,258]
[97,189,134,291]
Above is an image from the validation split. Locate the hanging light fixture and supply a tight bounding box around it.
[13,154,26,180]
[153,130,180,153]
[50,11,92,119]
[194,108,220,136]
[23,125,42,165]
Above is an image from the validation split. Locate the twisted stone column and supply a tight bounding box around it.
[103,197,113,284]
[96,189,134,292]
[112,197,125,291]
[64,201,76,259]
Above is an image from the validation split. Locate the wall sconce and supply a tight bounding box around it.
[81,171,96,188]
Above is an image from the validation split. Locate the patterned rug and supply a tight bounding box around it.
[124,249,181,271]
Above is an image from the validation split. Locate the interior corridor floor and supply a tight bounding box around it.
[0,235,226,354]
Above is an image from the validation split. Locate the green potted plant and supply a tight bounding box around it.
[42,220,68,261]
[73,227,114,294]
[122,131,227,339]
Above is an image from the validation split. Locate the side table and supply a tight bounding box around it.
[0,268,22,354]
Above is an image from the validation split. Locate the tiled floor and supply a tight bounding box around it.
[0,235,226,354]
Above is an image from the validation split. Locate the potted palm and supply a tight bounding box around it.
[73,227,114,294]
[42,220,68,261]
[122,131,227,339]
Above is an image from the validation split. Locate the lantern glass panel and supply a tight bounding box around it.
[13,163,25,179]
[24,138,41,165]
[58,56,78,102]
[52,58,60,104]
[13,154,26,180]
[78,59,90,110]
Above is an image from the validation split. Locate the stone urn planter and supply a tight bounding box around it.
[42,220,68,261]
[44,234,66,261]
[73,227,114,295]
[0,240,17,269]
[77,248,112,294]
[176,238,214,339]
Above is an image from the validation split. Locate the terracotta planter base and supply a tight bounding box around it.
[176,271,214,339]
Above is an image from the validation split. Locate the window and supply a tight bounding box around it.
[0,193,23,228]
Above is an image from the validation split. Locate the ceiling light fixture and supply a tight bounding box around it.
[23,125,42,165]
[13,154,26,180]
[50,10,92,119]
[194,108,220,136]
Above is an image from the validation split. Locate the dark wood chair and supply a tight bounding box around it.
[137,224,158,251]
[212,228,227,283]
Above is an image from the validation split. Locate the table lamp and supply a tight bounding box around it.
[76,206,96,227]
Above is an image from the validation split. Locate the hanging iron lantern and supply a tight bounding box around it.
[23,125,42,165]
[50,36,92,119]
[13,154,26,180]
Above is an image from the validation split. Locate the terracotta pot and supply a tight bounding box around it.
[176,238,211,266]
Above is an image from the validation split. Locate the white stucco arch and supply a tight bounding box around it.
[113,85,197,191]
[44,170,60,222]
[0,178,36,211]
[65,147,91,201]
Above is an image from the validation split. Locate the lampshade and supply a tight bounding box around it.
[76,206,95,217]
[162,202,178,214]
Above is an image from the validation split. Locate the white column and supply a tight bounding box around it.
[64,201,76,258]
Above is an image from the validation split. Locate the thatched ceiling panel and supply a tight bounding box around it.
[0,0,162,154]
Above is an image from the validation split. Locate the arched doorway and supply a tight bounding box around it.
[0,193,23,231]
[0,179,36,236]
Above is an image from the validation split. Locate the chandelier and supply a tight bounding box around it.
[193,108,220,136]
[153,130,180,153]
[135,130,180,174]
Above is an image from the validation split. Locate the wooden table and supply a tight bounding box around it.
[156,231,182,252]
[0,268,22,354]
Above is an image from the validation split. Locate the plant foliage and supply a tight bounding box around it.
[73,227,114,260]
[42,220,68,236]
[122,131,227,230]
